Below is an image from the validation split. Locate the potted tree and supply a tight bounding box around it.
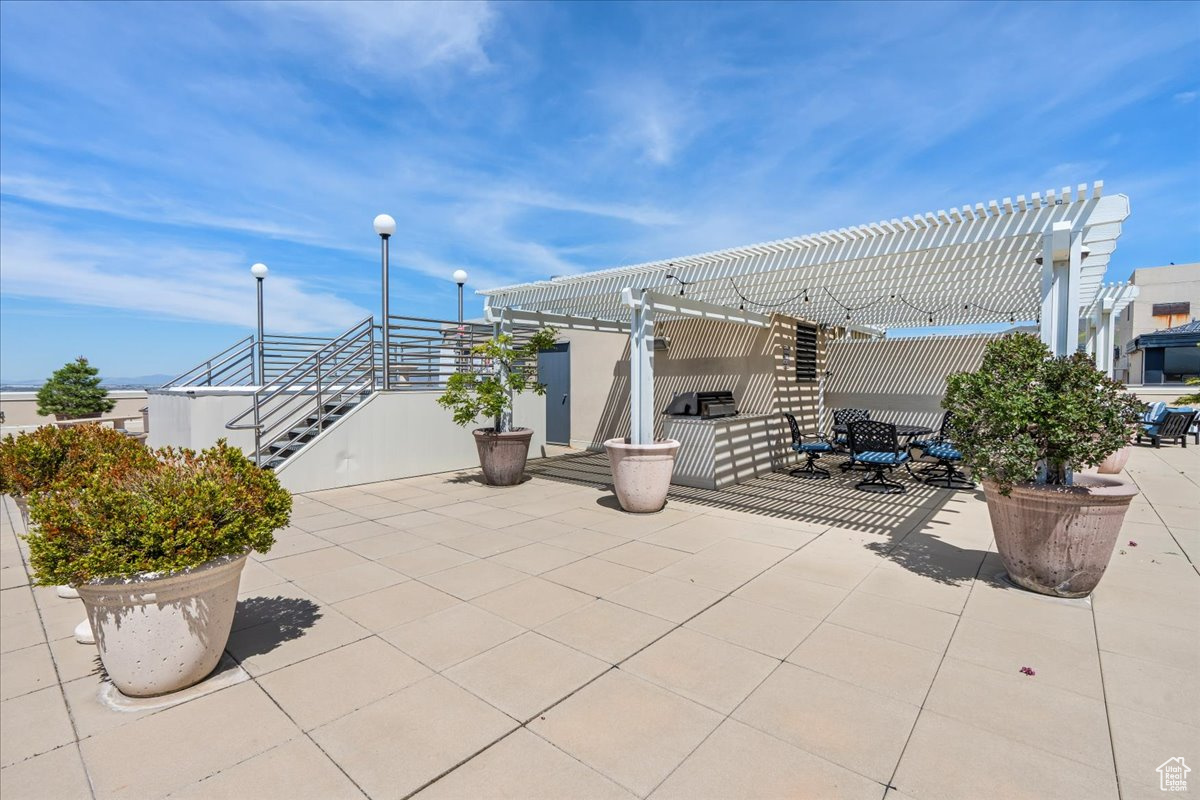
[36,356,116,421]
[438,328,558,486]
[2,424,157,608]
[945,333,1143,598]
[24,440,290,697]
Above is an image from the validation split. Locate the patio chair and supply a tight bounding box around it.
[784,412,833,479]
[846,419,911,494]
[912,411,973,489]
[1137,409,1197,448]
[833,408,871,471]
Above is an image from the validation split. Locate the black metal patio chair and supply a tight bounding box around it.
[846,419,912,494]
[912,411,973,489]
[1137,409,1198,448]
[784,413,833,479]
[833,408,871,471]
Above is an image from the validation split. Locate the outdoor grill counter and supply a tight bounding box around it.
[662,391,778,490]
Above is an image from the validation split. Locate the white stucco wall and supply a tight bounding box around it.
[146,388,260,452]
[274,391,547,493]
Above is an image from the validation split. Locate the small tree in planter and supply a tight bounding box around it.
[944,333,1143,597]
[36,357,115,419]
[24,440,291,696]
[437,328,558,486]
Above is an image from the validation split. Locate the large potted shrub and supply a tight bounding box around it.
[438,328,558,486]
[945,333,1143,597]
[36,356,116,420]
[24,440,290,696]
[2,424,157,608]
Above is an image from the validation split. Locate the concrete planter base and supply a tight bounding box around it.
[473,428,534,486]
[1096,446,1131,475]
[983,476,1138,598]
[604,438,680,513]
[76,551,248,697]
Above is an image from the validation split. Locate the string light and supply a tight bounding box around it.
[729,278,809,310]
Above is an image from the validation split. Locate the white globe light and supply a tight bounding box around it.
[452,269,469,284]
[250,263,268,278]
[373,214,397,236]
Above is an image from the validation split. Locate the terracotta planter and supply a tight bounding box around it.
[604,438,680,513]
[1096,446,1131,475]
[983,476,1138,598]
[76,551,247,697]
[473,428,533,486]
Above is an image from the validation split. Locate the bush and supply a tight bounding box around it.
[25,440,291,586]
[0,424,155,498]
[438,328,558,432]
[36,357,116,419]
[944,333,1143,493]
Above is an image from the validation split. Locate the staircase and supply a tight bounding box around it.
[227,317,377,469]
[259,393,370,470]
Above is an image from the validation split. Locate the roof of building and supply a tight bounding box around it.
[481,182,1129,329]
[1136,319,1200,348]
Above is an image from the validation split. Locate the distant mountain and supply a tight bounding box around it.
[0,374,173,390]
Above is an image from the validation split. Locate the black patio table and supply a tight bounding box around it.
[831,423,934,440]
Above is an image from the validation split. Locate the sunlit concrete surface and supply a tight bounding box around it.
[2,444,1196,799]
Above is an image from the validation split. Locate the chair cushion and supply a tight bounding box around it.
[924,442,962,460]
[1142,401,1168,424]
[910,439,937,450]
[855,451,909,465]
[1142,423,1160,435]
[794,441,834,453]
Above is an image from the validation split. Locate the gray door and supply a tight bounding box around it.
[539,343,571,445]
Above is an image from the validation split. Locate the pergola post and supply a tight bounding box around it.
[623,288,656,445]
[1095,299,1115,377]
[1040,221,1079,356]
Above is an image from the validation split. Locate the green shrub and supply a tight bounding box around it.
[944,333,1143,494]
[438,328,558,432]
[1176,376,1200,405]
[0,424,155,498]
[25,440,290,586]
[36,357,116,418]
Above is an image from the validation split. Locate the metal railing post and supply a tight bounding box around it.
[206,360,213,386]
[252,389,262,467]
[316,351,324,427]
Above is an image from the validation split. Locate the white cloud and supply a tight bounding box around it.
[247,1,497,78]
[1174,90,1197,104]
[0,228,369,334]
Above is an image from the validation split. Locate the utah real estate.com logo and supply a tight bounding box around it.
[1158,757,1190,792]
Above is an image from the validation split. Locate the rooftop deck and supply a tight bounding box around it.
[2,445,1197,799]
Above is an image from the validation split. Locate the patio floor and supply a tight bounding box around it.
[1,444,1197,799]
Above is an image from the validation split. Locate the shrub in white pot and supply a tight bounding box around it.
[438,328,558,486]
[25,440,290,696]
[944,333,1143,597]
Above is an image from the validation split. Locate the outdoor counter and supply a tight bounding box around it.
[664,413,778,490]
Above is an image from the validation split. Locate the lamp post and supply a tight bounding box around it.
[250,263,268,385]
[373,214,396,390]
[452,269,469,371]
[452,269,469,323]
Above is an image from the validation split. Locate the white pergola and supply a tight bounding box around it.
[1082,282,1139,378]
[481,182,1132,444]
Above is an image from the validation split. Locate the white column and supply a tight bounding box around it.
[1097,300,1115,378]
[1066,230,1083,353]
[1039,222,1077,356]
[1039,234,1057,351]
[628,301,642,445]
[637,300,656,444]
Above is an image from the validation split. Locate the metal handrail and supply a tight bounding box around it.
[226,317,376,465]
[161,336,254,388]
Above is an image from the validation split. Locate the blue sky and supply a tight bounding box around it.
[1,1,1197,380]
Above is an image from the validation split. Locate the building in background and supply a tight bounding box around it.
[1113,263,1200,384]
